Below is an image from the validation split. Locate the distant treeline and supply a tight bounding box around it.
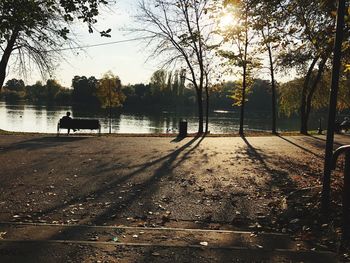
[0,70,274,111]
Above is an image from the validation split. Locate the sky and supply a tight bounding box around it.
[7,1,158,88]
[6,1,294,88]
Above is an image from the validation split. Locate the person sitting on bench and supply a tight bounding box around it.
[61,112,76,134]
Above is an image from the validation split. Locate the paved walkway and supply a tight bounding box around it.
[0,134,349,262]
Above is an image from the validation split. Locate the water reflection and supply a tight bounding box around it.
[0,101,328,133]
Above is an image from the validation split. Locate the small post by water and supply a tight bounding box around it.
[318,118,323,135]
[179,120,187,137]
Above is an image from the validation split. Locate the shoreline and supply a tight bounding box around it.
[0,128,315,137]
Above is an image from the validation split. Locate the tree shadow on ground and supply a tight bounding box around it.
[241,136,343,252]
[277,135,347,160]
[0,136,88,152]
[171,135,187,143]
[206,136,302,263]
[6,135,208,260]
[276,135,323,158]
[241,135,301,198]
[4,134,345,261]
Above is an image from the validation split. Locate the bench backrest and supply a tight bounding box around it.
[59,118,100,129]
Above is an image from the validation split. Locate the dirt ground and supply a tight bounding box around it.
[0,134,349,262]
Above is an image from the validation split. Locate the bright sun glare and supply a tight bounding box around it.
[219,13,236,29]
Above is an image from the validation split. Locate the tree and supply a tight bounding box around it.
[0,0,111,91]
[3,78,25,101]
[96,72,125,109]
[133,0,218,134]
[25,81,46,102]
[46,79,62,102]
[278,67,350,119]
[97,72,125,133]
[4,78,25,92]
[150,69,168,97]
[251,0,285,134]
[322,0,346,212]
[277,0,335,134]
[72,76,99,106]
[24,78,71,103]
[219,0,258,135]
[134,83,151,99]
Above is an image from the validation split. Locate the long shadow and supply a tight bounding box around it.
[241,135,311,191]
[2,134,209,260]
[309,135,328,142]
[240,135,333,257]
[28,135,202,219]
[172,134,206,167]
[310,134,344,147]
[276,135,323,158]
[0,136,88,153]
[91,135,205,225]
[171,135,186,143]
[210,136,299,263]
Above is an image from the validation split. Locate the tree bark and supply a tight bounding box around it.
[196,88,204,134]
[239,63,247,136]
[0,30,19,90]
[322,0,346,211]
[239,11,249,136]
[267,44,277,134]
[205,85,209,134]
[300,56,319,134]
[305,58,327,127]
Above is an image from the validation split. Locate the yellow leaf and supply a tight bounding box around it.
[344,64,350,72]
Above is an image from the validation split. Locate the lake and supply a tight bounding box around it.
[0,101,327,134]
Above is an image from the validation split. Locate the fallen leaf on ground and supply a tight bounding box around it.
[0,232,6,239]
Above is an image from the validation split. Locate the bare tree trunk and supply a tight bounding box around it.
[305,58,327,126]
[322,0,346,211]
[0,30,19,90]
[239,64,247,136]
[205,85,209,133]
[239,19,249,136]
[267,44,277,134]
[300,56,319,134]
[196,88,204,134]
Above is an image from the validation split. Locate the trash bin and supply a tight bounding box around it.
[335,121,341,134]
[179,120,187,137]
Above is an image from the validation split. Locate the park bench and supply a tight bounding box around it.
[57,118,101,136]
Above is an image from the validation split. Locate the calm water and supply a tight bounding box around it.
[0,101,327,134]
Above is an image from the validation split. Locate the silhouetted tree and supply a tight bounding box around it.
[3,78,25,101]
[277,0,335,134]
[71,76,99,106]
[4,78,25,92]
[0,0,111,91]
[134,0,218,134]
[220,0,259,135]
